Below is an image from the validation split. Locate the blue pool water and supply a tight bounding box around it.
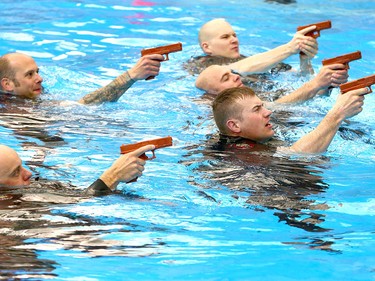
[0,0,374,280]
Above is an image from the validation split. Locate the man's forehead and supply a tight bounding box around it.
[0,146,21,175]
[10,54,36,69]
[217,67,231,79]
[241,95,261,106]
[206,21,233,37]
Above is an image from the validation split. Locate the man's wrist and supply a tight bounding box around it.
[309,79,326,92]
[326,108,346,125]
[125,70,137,82]
[284,42,297,57]
[99,170,118,191]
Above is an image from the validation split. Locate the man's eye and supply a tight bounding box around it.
[10,167,21,177]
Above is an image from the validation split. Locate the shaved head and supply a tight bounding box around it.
[198,18,227,46]
[195,65,244,95]
[0,52,43,98]
[0,145,32,187]
[198,19,240,58]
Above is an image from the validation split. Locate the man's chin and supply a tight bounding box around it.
[229,53,241,59]
[26,92,42,99]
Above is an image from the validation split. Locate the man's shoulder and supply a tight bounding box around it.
[183,55,246,75]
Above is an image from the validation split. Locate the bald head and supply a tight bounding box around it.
[198,19,240,58]
[195,65,244,95]
[0,145,32,187]
[198,19,227,46]
[0,52,43,98]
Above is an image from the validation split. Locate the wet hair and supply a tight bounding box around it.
[212,86,256,134]
[0,54,18,89]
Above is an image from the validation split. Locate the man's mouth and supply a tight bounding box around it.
[34,88,42,94]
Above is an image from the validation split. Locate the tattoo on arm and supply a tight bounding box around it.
[79,71,136,105]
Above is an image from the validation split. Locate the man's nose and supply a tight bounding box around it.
[36,72,43,83]
[22,168,32,181]
[230,35,238,43]
[232,73,240,81]
[264,108,272,117]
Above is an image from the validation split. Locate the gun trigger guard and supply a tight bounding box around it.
[310,30,319,38]
[145,150,156,160]
[164,54,169,61]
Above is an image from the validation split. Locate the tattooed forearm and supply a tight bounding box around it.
[79,71,136,105]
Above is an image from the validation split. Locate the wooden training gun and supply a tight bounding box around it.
[322,51,362,70]
[120,136,173,160]
[297,20,332,38]
[340,74,375,94]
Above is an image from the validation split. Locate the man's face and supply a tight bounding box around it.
[202,21,240,59]
[0,146,32,187]
[233,96,275,142]
[7,54,43,99]
[203,66,244,95]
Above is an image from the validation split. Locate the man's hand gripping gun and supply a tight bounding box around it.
[297,20,332,38]
[141,42,182,80]
[340,74,375,94]
[120,136,173,182]
[322,51,362,70]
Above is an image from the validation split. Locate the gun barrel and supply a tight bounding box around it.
[297,20,332,31]
[141,42,182,58]
[120,136,173,155]
[322,51,362,66]
[297,20,331,38]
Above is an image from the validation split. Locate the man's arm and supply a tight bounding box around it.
[84,144,155,196]
[78,54,164,105]
[228,25,318,74]
[299,54,314,76]
[275,64,348,104]
[289,88,367,154]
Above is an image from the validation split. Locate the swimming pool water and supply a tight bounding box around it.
[0,0,374,280]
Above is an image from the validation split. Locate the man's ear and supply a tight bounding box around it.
[1,78,14,92]
[201,42,212,55]
[226,119,241,134]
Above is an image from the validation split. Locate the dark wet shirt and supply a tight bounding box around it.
[213,134,274,154]
[84,179,112,196]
